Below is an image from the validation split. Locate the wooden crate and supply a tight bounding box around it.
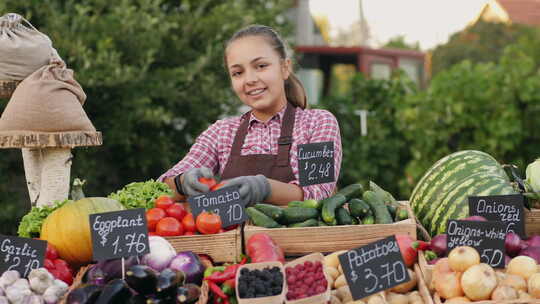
[243,202,417,257]
[526,208,540,236]
[165,227,242,263]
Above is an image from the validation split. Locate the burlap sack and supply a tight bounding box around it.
[0,13,60,81]
[0,60,96,133]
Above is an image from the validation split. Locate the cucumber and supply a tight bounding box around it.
[336,207,353,225]
[351,217,359,225]
[288,199,321,209]
[318,219,328,226]
[288,218,318,228]
[282,207,319,224]
[254,203,284,222]
[321,194,347,224]
[369,181,397,204]
[362,215,375,225]
[246,207,282,228]
[336,184,364,200]
[386,204,397,218]
[363,190,393,224]
[348,199,371,218]
[395,207,409,221]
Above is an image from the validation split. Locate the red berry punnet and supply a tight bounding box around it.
[285,260,328,300]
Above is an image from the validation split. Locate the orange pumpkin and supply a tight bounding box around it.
[40,197,124,266]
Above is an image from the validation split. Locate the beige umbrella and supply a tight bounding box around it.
[0,61,102,207]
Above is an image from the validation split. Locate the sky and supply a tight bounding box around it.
[309,0,490,50]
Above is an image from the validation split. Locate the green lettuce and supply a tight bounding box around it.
[108,179,173,210]
[17,199,70,238]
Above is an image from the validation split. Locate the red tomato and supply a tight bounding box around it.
[196,212,222,235]
[148,231,158,236]
[45,242,58,260]
[155,195,175,210]
[198,177,217,189]
[223,224,239,231]
[182,213,197,233]
[146,208,166,231]
[156,217,184,236]
[210,182,226,191]
[183,231,195,236]
[166,203,187,221]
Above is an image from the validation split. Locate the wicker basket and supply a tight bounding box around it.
[165,226,242,263]
[243,201,417,257]
[0,80,19,99]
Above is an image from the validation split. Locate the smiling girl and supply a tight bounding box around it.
[160,24,342,206]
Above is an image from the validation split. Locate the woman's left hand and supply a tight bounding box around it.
[223,174,270,206]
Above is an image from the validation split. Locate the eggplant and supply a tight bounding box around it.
[146,296,175,304]
[156,269,184,298]
[125,265,158,296]
[95,279,132,304]
[66,284,102,304]
[126,294,146,304]
[85,256,140,284]
[176,283,201,304]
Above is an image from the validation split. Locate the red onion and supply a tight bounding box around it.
[519,246,540,264]
[527,235,540,248]
[430,234,447,257]
[505,232,522,257]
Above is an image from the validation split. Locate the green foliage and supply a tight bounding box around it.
[17,199,70,238]
[108,179,172,210]
[0,0,292,235]
[431,20,534,76]
[383,35,420,51]
[318,73,415,198]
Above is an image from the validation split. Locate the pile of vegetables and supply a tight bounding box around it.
[108,179,173,210]
[247,182,409,229]
[431,245,540,302]
[323,249,426,304]
[146,195,228,236]
[69,236,205,303]
[0,268,69,304]
[204,257,247,303]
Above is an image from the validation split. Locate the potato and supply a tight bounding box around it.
[325,250,347,268]
[408,291,424,304]
[386,292,408,304]
[518,289,533,300]
[325,266,340,280]
[330,295,342,304]
[448,246,480,272]
[491,285,518,301]
[338,263,343,274]
[461,263,497,301]
[337,285,353,303]
[528,272,540,298]
[389,268,417,293]
[444,297,471,303]
[366,294,385,304]
[507,255,537,280]
[500,274,527,292]
[334,274,347,289]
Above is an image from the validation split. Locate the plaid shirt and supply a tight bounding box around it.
[159,106,342,200]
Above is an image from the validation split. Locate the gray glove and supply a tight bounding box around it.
[181,167,214,196]
[224,174,271,206]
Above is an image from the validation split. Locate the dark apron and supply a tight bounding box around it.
[221,102,296,183]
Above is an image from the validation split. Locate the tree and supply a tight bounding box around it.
[431,20,533,76]
[0,0,293,235]
[383,35,420,51]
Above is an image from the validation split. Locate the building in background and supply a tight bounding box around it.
[471,0,540,26]
[291,0,426,103]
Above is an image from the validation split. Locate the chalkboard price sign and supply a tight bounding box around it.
[338,236,410,300]
[469,194,525,238]
[188,185,247,228]
[0,235,46,278]
[298,141,335,187]
[447,220,506,268]
[90,208,150,261]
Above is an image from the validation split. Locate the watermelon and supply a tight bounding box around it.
[409,150,517,236]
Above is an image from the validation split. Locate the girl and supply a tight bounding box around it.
[160,24,342,206]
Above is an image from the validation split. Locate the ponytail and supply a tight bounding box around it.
[285,72,307,109]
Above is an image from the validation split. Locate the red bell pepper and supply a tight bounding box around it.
[221,278,236,296]
[395,234,418,267]
[246,233,285,263]
[412,240,431,251]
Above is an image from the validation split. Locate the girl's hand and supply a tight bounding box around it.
[181,167,214,196]
[223,174,270,206]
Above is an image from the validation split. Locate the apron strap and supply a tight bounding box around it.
[276,103,296,167]
[229,112,251,156]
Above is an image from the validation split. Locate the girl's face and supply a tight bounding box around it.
[226,36,290,120]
